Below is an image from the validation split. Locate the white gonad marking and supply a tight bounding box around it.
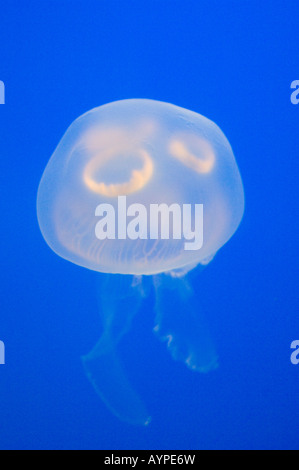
[169,135,215,174]
[84,149,153,197]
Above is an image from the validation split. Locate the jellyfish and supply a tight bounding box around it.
[37,99,244,425]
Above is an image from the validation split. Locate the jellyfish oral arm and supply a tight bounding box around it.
[81,274,151,426]
[153,273,218,373]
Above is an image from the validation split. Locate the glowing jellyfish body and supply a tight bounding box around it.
[37,99,244,425]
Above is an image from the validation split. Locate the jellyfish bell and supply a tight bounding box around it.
[37,99,244,425]
[37,98,244,276]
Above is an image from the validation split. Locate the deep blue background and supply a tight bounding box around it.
[0,0,298,450]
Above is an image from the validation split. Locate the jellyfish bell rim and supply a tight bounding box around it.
[35,212,242,276]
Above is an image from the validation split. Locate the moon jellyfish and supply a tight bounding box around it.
[37,99,244,425]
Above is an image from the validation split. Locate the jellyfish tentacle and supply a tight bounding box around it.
[153,273,218,373]
[81,274,151,426]
[82,347,150,426]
